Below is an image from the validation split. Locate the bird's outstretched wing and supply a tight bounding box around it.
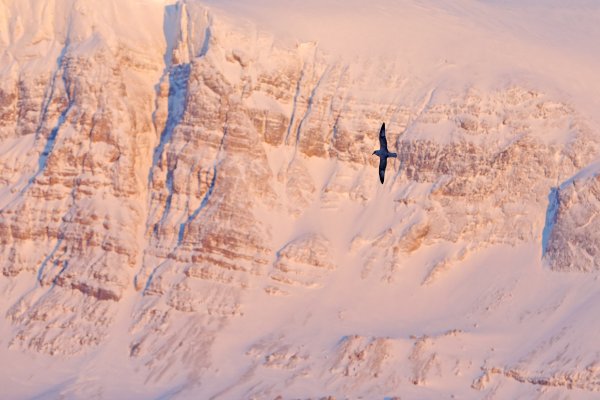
[379,122,388,152]
[379,156,387,184]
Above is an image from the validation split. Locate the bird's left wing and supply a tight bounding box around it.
[379,122,388,152]
[378,156,387,184]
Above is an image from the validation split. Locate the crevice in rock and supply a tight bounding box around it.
[542,186,560,258]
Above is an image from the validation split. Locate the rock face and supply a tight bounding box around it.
[0,0,163,355]
[543,171,600,272]
[269,234,335,291]
[1,0,600,398]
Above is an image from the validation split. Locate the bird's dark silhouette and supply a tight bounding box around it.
[372,123,397,183]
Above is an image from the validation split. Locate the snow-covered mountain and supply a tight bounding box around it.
[2,0,600,398]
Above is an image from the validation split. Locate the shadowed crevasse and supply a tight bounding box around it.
[542,186,560,258]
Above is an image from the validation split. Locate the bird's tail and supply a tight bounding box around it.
[388,152,397,158]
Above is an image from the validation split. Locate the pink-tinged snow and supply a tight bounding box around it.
[4,239,599,398]
[206,0,600,124]
[1,0,600,399]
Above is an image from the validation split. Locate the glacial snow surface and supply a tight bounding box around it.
[1,0,600,399]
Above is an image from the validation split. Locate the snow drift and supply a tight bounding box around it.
[1,0,600,398]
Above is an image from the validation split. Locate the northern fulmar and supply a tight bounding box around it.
[372,122,397,184]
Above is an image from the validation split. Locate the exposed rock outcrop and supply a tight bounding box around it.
[1,0,600,398]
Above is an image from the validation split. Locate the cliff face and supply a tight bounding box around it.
[2,0,600,398]
[1,0,163,357]
[544,170,600,272]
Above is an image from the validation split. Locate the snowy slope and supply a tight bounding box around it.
[1,0,600,399]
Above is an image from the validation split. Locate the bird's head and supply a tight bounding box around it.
[372,150,377,155]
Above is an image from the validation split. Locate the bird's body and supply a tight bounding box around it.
[372,123,397,183]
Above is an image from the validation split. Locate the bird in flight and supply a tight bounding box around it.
[372,122,397,184]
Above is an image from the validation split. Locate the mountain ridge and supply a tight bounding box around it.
[1,0,600,398]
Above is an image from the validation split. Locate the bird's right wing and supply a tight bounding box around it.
[379,122,388,152]
[378,156,387,184]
